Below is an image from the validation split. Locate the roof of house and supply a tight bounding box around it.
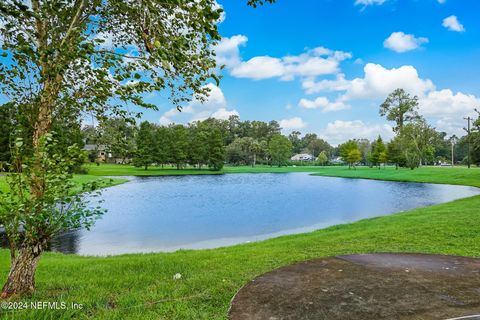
[291,153,315,160]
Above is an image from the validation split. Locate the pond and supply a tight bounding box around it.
[15,173,480,255]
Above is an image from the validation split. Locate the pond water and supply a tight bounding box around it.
[22,173,480,255]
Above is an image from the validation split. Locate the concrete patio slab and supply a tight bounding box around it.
[229,253,480,320]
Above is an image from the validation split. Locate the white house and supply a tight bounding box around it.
[291,153,315,161]
[330,156,344,164]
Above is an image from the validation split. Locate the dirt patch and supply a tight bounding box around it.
[229,253,480,320]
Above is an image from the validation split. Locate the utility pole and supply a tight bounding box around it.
[464,117,472,169]
[450,136,458,167]
[451,142,453,166]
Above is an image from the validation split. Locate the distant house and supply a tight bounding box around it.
[291,153,315,161]
[330,156,344,164]
[83,144,110,162]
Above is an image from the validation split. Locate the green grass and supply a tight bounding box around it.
[0,175,127,194]
[86,163,480,188]
[1,164,480,319]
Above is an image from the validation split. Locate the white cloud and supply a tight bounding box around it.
[302,62,478,137]
[345,63,435,99]
[437,0,446,4]
[230,56,285,80]
[420,89,479,117]
[319,120,394,145]
[420,89,479,135]
[354,58,364,65]
[302,74,351,94]
[214,35,248,68]
[279,117,307,132]
[159,83,239,124]
[228,46,351,81]
[383,32,428,53]
[159,116,173,126]
[355,0,387,5]
[211,108,239,120]
[442,15,465,32]
[301,64,435,99]
[298,96,350,112]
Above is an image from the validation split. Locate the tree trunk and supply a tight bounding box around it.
[1,243,43,298]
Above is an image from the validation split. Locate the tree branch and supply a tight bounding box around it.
[60,0,86,47]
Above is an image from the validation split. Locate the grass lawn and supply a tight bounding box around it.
[0,175,128,194]
[86,163,480,188]
[1,164,479,319]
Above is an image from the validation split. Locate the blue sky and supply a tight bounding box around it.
[1,1,477,144]
[150,0,479,144]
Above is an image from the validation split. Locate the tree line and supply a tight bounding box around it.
[337,89,477,169]
[2,98,478,173]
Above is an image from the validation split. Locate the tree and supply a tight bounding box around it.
[470,109,480,166]
[0,0,271,296]
[339,140,359,168]
[206,127,225,171]
[0,103,14,168]
[0,135,103,296]
[380,89,420,132]
[389,119,438,170]
[347,149,362,169]
[268,135,292,167]
[317,151,328,166]
[170,125,189,169]
[288,131,302,154]
[356,138,371,165]
[307,138,332,157]
[97,118,136,164]
[188,122,209,169]
[226,139,245,166]
[154,126,171,168]
[378,151,388,168]
[370,136,386,168]
[225,137,265,166]
[133,121,155,170]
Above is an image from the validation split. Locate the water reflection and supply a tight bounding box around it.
[0,229,81,255]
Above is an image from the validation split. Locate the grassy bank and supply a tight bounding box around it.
[1,165,479,319]
[0,175,127,194]
[86,163,480,188]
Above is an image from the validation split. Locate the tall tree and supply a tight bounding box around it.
[154,126,170,168]
[206,127,225,171]
[97,118,136,163]
[339,140,360,168]
[288,131,302,154]
[188,122,209,169]
[307,138,332,157]
[0,0,270,295]
[268,135,292,167]
[170,124,189,169]
[347,149,362,170]
[370,136,386,168]
[133,121,155,170]
[389,119,438,169]
[380,88,420,132]
[471,109,480,166]
[0,103,14,167]
[317,151,328,166]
